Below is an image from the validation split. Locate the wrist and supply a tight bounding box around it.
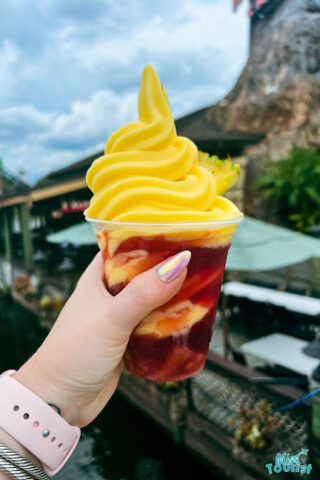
[0,369,81,476]
[0,427,41,467]
[13,353,79,427]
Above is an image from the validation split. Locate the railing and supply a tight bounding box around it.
[186,352,312,479]
[119,353,314,479]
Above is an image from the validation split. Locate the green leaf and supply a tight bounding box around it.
[306,186,320,206]
[257,148,320,232]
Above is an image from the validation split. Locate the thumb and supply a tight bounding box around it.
[108,250,191,336]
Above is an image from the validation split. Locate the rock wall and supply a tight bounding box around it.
[207,0,320,216]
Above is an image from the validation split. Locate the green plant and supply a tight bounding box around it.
[230,399,281,450]
[258,148,320,231]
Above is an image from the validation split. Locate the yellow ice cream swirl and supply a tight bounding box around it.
[85,65,241,222]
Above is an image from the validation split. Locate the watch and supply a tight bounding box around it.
[0,370,80,475]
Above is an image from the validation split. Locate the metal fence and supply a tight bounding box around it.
[188,352,312,479]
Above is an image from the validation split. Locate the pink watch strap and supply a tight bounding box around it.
[0,370,80,475]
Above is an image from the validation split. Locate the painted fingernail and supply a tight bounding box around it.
[158,250,191,283]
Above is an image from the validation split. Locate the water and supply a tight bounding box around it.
[0,293,216,480]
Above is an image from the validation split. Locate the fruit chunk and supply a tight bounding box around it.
[135,300,208,337]
[198,152,240,195]
[105,249,163,287]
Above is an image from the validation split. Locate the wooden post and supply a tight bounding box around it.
[1,208,13,286]
[18,203,33,270]
[0,210,5,255]
[310,258,320,293]
[3,209,13,263]
[285,266,292,290]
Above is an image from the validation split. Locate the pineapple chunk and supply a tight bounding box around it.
[198,152,241,195]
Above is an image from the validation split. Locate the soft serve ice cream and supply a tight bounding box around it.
[85,65,242,381]
[85,65,241,223]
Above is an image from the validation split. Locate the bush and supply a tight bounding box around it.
[258,148,320,231]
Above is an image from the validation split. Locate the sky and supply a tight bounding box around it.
[0,0,249,184]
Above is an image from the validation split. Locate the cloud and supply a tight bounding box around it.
[1,90,137,180]
[0,40,20,99]
[0,39,19,76]
[5,144,78,181]
[0,105,52,153]
[44,89,136,149]
[0,0,249,183]
[0,105,51,134]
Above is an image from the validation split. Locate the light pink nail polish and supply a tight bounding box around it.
[158,251,191,283]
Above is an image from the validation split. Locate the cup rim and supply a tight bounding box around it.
[85,215,244,228]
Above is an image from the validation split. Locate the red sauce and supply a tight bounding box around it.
[102,233,230,381]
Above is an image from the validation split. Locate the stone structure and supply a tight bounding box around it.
[214,0,320,142]
[213,0,320,215]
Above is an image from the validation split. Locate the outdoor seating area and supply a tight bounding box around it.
[216,283,320,389]
[223,282,320,315]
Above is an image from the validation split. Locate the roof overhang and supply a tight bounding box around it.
[0,176,87,208]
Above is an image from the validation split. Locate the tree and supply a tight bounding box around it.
[258,148,320,232]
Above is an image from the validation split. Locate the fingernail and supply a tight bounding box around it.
[158,251,191,283]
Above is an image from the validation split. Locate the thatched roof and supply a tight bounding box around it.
[176,107,264,155]
[176,107,263,142]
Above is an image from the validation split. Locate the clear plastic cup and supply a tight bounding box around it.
[86,216,242,382]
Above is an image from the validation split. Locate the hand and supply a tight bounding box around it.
[14,251,190,427]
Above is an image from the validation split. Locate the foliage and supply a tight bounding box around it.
[230,399,281,450]
[258,148,320,231]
